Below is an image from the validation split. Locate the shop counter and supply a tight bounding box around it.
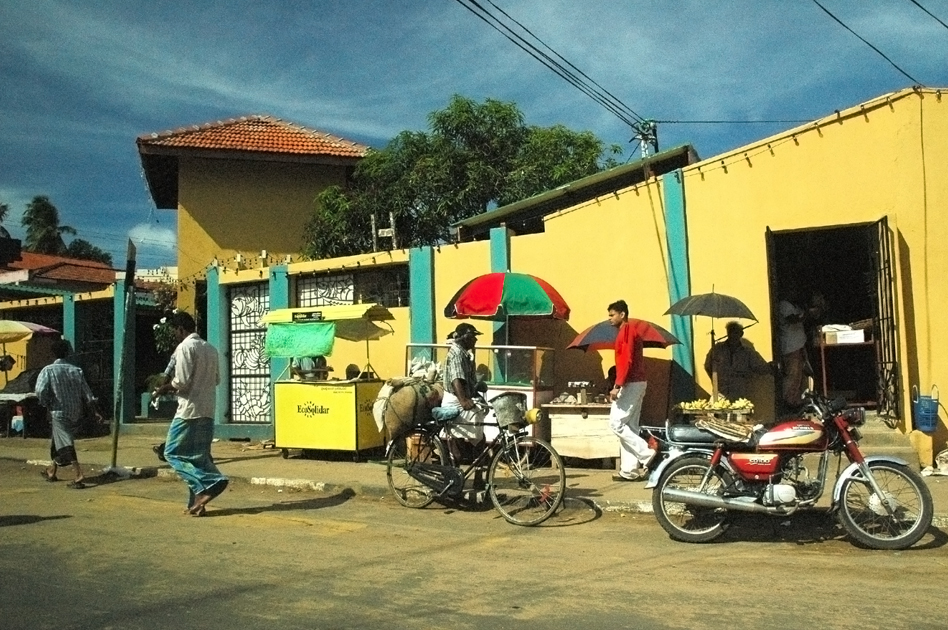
[274,379,384,456]
[541,403,617,460]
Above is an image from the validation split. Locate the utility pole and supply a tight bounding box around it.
[375,211,397,251]
[632,120,658,158]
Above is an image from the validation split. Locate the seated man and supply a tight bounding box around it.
[704,321,772,402]
[437,323,488,449]
[291,356,331,381]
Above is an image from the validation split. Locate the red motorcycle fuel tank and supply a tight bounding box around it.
[729,452,781,479]
[757,419,827,451]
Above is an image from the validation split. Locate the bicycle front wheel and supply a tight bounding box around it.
[386,431,447,509]
[488,436,566,526]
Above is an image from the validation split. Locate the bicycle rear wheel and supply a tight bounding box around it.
[488,436,566,526]
[386,431,447,508]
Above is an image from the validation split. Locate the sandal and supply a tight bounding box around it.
[66,480,87,490]
[189,504,207,517]
[41,470,59,482]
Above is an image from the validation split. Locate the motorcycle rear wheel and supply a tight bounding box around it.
[652,456,729,543]
[837,461,933,550]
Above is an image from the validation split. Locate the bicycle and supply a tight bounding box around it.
[386,392,566,526]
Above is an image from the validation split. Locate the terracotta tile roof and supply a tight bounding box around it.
[6,252,117,286]
[137,115,369,158]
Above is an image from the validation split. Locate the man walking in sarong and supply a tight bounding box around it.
[155,311,228,516]
[35,338,102,489]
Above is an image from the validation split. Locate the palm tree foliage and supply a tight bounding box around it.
[21,195,76,254]
[19,195,112,265]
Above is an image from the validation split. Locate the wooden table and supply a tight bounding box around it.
[541,403,617,460]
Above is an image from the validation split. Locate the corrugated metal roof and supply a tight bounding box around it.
[453,144,698,241]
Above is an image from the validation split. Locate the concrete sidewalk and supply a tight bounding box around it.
[3,432,948,526]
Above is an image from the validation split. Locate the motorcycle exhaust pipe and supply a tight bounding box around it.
[663,488,775,514]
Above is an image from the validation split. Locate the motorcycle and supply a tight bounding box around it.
[650,390,933,550]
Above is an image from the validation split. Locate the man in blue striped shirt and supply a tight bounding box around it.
[35,338,102,489]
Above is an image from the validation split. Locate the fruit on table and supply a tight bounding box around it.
[677,397,754,412]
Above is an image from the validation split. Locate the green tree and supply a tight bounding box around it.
[302,95,621,259]
[65,238,113,266]
[0,200,10,238]
[21,195,75,254]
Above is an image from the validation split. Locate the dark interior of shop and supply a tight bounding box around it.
[769,222,882,406]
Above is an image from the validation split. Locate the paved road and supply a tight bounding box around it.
[2,459,947,630]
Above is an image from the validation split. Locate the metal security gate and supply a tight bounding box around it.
[228,283,270,423]
[872,217,900,421]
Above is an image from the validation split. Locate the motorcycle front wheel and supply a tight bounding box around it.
[837,461,933,550]
[652,456,729,543]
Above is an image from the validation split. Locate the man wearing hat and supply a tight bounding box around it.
[703,321,772,402]
[438,322,487,446]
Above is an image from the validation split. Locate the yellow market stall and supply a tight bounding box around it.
[261,304,393,459]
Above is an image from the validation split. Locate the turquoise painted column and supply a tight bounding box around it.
[268,264,290,423]
[663,170,695,403]
[408,246,436,360]
[489,227,511,346]
[62,294,76,347]
[205,267,228,427]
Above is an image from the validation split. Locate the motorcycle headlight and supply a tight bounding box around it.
[844,407,866,427]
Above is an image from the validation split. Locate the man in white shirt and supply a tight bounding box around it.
[155,311,228,516]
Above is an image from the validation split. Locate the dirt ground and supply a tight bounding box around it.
[2,458,947,630]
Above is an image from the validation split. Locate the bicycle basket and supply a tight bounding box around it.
[491,392,528,428]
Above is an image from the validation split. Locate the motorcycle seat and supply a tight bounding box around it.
[667,424,720,444]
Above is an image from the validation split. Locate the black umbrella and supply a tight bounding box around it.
[664,292,756,321]
[665,291,757,401]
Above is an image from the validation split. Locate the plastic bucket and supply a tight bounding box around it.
[912,385,939,433]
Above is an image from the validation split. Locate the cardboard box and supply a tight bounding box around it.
[824,329,865,345]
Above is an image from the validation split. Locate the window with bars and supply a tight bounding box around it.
[296,265,409,308]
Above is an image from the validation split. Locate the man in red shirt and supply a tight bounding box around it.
[608,300,655,481]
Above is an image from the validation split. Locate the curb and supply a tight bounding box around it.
[10,455,948,526]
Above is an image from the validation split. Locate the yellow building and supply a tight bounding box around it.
[137,114,369,316]
[138,89,948,464]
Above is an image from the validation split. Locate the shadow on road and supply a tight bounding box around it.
[201,488,357,517]
[0,514,72,527]
[711,510,948,550]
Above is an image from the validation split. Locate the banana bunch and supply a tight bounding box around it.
[678,397,755,412]
[730,398,755,412]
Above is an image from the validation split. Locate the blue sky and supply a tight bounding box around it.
[1,0,946,269]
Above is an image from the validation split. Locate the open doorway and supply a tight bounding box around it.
[766,218,898,418]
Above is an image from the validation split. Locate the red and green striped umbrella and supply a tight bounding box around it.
[444,272,570,321]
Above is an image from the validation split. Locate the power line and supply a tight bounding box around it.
[454,0,644,127]
[480,0,644,123]
[811,0,924,86]
[654,119,812,125]
[907,0,948,32]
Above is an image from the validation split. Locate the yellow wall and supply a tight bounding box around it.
[175,156,351,311]
[676,88,948,455]
[432,240,491,341]
[166,88,948,454]
[510,178,679,420]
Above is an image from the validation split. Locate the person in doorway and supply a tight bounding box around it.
[35,338,102,489]
[435,322,488,459]
[704,321,772,402]
[154,311,228,516]
[608,299,655,482]
[778,285,823,409]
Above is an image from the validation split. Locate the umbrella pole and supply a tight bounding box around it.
[710,325,719,402]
